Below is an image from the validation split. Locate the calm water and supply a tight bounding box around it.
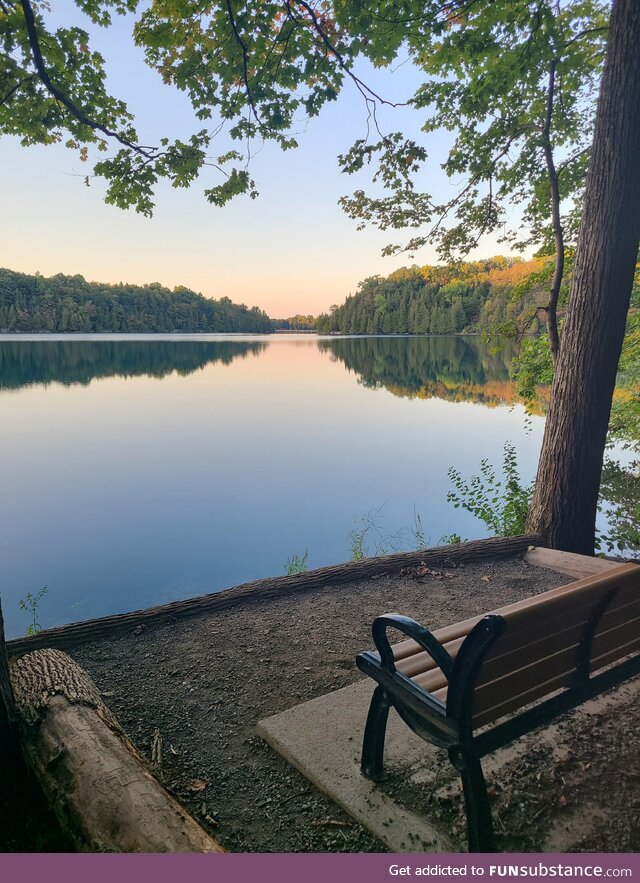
[0,334,545,637]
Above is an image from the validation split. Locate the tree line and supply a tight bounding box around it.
[316,257,549,335]
[0,269,274,334]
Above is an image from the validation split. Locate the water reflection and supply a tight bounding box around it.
[0,334,547,637]
[0,335,524,407]
[318,336,523,407]
[0,338,266,391]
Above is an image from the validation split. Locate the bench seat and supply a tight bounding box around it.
[356,560,640,851]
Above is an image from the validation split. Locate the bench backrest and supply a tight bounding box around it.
[468,563,640,727]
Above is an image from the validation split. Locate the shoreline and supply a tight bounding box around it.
[7,536,539,656]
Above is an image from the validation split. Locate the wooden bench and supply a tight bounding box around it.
[356,560,640,852]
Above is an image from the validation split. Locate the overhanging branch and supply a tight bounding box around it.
[18,0,156,158]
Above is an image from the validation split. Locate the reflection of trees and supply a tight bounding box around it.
[0,339,266,391]
[318,336,524,407]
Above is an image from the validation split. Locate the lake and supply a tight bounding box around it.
[0,333,545,638]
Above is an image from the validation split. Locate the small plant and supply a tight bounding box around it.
[439,533,465,545]
[285,550,309,575]
[410,507,429,550]
[348,505,430,559]
[348,521,369,561]
[447,442,533,537]
[19,585,48,636]
[347,505,392,560]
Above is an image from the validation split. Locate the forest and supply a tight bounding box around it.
[316,257,552,335]
[0,269,274,334]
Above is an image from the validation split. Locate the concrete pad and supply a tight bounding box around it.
[257,679,456,852]
[258,675,640,853]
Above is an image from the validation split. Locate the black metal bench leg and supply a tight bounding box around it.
[459,753,496,852]
[449,747,496,852]
[361,685,390,781]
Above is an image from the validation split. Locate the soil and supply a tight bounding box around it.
[1,555,638,853]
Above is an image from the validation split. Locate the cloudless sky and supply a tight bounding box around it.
[1,2,522,317]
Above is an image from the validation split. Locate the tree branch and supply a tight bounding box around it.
[540,58,563,363]
[294,0,407,108]
[224,0,262,124]
[1,75,33,106]
[18,0,155,158]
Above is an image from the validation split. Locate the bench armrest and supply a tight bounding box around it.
[371,614,454,678]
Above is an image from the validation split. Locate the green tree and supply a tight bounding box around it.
[527,0,640,553]
[0,268,275,333]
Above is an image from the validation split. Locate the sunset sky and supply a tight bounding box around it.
[1,1,519,318]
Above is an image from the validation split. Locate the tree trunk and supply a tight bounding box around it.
[527,0,640,554]
[0,599,18,757]
[10,648,225,853]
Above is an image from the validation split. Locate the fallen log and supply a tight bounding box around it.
[10,648,225,853]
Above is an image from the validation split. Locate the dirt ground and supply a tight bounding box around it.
[2,555,639,852]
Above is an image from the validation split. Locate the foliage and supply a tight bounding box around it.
[18,585,48,635]
[447,442,533,537]
[598,459,640,553]
[608,311,640,450]
[0,268,274,333]
[513,307,640,418]
[1,0,608,251]
[439,533,465,545]
[348,520,368,561]
[511,334,556,406]
[511,305,640,553]
[339,1,607,258]
[276,315,318,331]
[317,257,550,335]
[285,550,308,575]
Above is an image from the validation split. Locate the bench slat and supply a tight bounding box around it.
[404,620,640,727]
[395,636,465,677]
[391,563,636,666]
[381,562,640,733]
[495,565,638,631]
[358,554,640,855]
[392,615,482,662]
[479,592,640,684]
[592,634,640,673]
[412,668,449,693]
[471,566,640,703]
[592,613,640,664]
[473,668,575,729]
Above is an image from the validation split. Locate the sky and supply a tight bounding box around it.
[1,3,520,318]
